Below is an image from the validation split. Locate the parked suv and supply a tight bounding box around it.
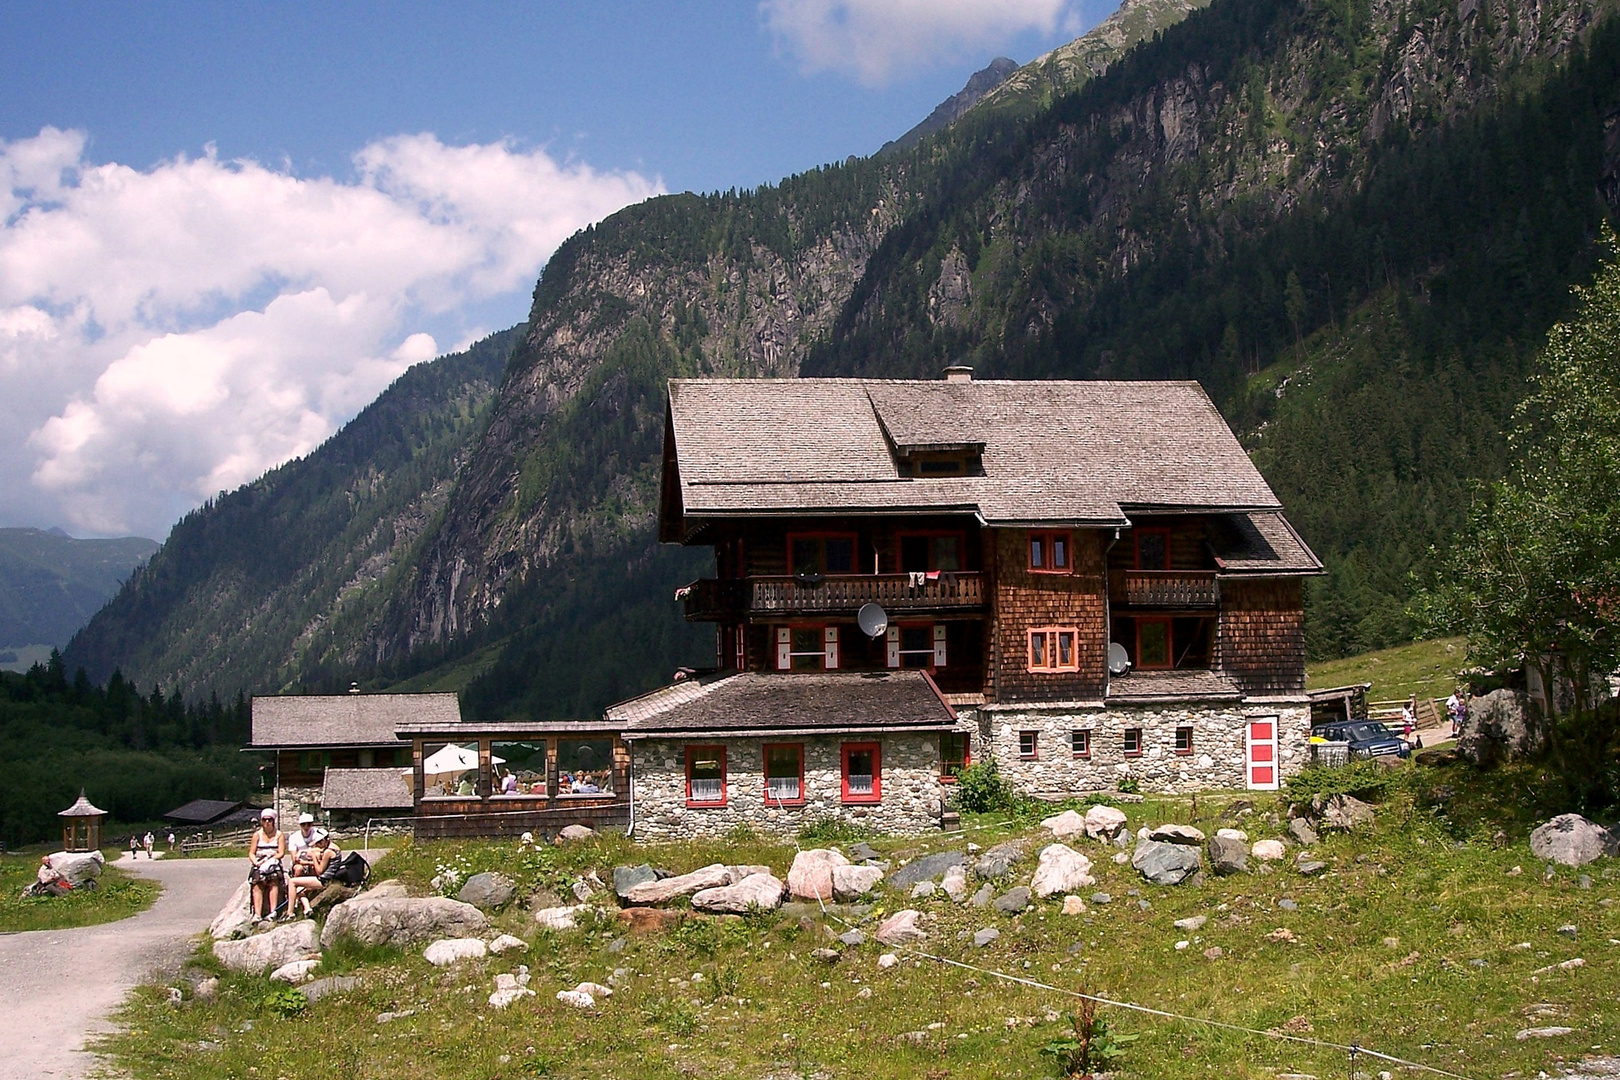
[1310,720,1411,759]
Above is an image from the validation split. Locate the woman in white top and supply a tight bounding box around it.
[246,809,287,920]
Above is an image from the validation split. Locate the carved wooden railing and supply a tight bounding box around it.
[682,572,985,619]
[1109,570,1218,609]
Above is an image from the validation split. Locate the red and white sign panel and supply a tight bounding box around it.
[1246,717,1278,790]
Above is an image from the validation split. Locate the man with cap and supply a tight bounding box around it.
[286,812,317,858]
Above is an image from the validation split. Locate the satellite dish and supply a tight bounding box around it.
[857,603,889,639]
[1107,642,1132,676]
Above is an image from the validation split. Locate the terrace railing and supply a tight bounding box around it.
[1108,570,1218,609]
[682,571,984,620]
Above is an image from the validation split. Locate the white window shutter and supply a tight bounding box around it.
[776,627,791,670]
[886,626,900,668]
[933,623,948,667]
[824,626,839,669]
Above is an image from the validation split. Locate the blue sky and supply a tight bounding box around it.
[0,1,1105,538]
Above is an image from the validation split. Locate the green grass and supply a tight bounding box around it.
[97,759,1620,1079]
[0,855,160,932]
[1308,636,1468,702]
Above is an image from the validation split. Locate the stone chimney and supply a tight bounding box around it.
[943,365,973,383]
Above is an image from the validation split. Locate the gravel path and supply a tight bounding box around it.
[0,852,246,1079]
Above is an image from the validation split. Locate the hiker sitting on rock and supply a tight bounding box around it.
[288,829,338,917]
[27,855,70,898]
[246,808,287,921]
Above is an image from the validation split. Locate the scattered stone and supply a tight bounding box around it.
[970,883,993,907]
[1150,824,1206,845]
[877,953,899,970]
[321,896,488,949]
[875,909,925,945]
[209,881,256,941]
[1278,898,1299,911]
[857,986,873,999]
[489,987,534,1010]
[163,986,183,1006]
[887,851,966,890]
[941,864,969,901]
[974,842,1027,880]
[1215,828,1249,842]
[214,921,321,973]
[556,989,595,1008]
[1091,892,1112,904]
[424,938,488,966]
[534,905,589,931]
[1310,793,1376,832]
[1579,875,1594,889]
[1175,940,1190,950]
[1287,818,1319,846]
[1061,895,1087,916]
[1031,844,1096,898]
[1266,928,1298,943]
[692,873,786,914]
[1251,839,1287,862]
[1132,840,1202,886]
[838,929,865,946]
[1469,958,1487,968]
[571,879,595,903]
[1174,915,1208,931]
[1203,946,1224,959]
[911,881,937,899]
[1531,957,1585,973]
[1084,804,1130,840]
[457,872,516,910]
[1137,899,1151,911]
[1515,1027,1574,1040]
[617,907,686,934]
[1220,800,1254,819]
[849,842,881,862]
[375,1009,415,1023]
[1208,835,1248,876]
[1296,860,1328,876]
[1382,937,1400,948]
[613,864,658,899]
[1112,852,1130,865]
[973,927,1001,947]
[832,864,883,902]
[1041,809,1088,839]
[811,948,841,963]
[993,887,1032,914]
[301,976,359,1004]
[1558,924,1578,938]
[1531,814,1612,867]
[624,863,734,905]
[488,934,528,955]
[269,959,321,984]
[555,824,596,844]
[193,977,219,1002]
[788,849,850,901]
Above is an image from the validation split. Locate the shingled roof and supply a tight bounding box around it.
[321,768,414,811]
[663,378,1282,535]
[1209,511,1323,575]
[608,670,959,740]
[252,692,460,748]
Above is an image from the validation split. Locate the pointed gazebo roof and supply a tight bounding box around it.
[58,789,107,817]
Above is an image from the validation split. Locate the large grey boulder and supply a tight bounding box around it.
[1310,794,1375,832]
[209,880,256,940]
[885,851,965,890]
[692,873,785,914]
[613,864,658,900]
[457,872,516,910]
[974,842,1026,880]
[787,849,848,901]
[47,851,105,886]
[992,886,1032,914]
[1207,835,1248,876]
[1458,689,1541,765]
[1132,840,1203,886]
[1530,814,1613,867]
[321,895,488,949]
[623,863,734,905]
[1287,818,1319,846]
[1030,844,1096,898]
[213,921,320,973]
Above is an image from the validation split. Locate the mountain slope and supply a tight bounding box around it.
[879,57,1021,155]
[0,529,157,652]
[64,328,519,692]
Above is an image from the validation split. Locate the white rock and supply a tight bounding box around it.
[910,881,937,899]
[556,989,595,1008]
[623,863,734,905]
[787,849,850,901]
[574,981,613,999]
[1040,809,1088,839]
[1215,828,1249,842]
[213,921,321,973]
[209,880,256,940]
[47,850,105,886]
[1251,839,1287,861]
[875,910,925,945]
[1030,844,1096,898]
[1061,895,1087,915]
[269,959,321,984]
[877,953,899,969]
[423,938,488,966]
[1084,805,1129,840]
[1149,824,1206,845]
[534,905,589,930]
[1174,915,1208,931]
[488,934,528,954]
[1515,1026,1574,1040]
[556,824,596,843]
[1530,814,1611,867]
[489,987,535,1010]
[691,873,785,914]
[1112,852,1130,864]
[941,864,969,902]
[832,864,883,902]
[494,973,519,992]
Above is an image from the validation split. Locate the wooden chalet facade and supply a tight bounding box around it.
[636,369,1323,832]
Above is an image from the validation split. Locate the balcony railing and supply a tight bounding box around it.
[681,572,985,620]
[1109,570,1218,609]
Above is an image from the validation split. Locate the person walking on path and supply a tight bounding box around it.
[128,835,138,861]
[141,832,154,859]
[166,831,175,853]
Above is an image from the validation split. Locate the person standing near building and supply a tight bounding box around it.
[166,831,176,852]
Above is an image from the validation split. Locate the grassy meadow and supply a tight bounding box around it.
[0,855,160,932]
[1307,637,1469,703]
[98,758,1620,1080]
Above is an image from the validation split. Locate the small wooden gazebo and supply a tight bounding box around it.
[58,789,107,852]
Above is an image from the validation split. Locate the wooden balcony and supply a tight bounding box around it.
[1109,570,1218,609]
[682,572,985,620]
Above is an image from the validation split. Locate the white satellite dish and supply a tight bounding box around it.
[857,602,889,639]
[1107,642,1132,676]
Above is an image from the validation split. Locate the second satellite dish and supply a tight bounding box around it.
[1107,641,1132,676]
[857,603,889,639]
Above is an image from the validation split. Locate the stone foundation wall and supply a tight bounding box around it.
[964,702,1310,795]
[274,785,322,824]
[629,733,944,840]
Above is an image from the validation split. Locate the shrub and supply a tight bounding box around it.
[796,817,868,844]
[955,758,1017,813]
[1283,758,1402,804]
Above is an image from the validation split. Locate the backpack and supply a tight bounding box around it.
[325,851,370,887]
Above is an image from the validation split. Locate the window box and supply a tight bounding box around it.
[763,743,804,805]
[1019,731,1039,759]
[1028,531,1072,573]
[1029,626,1080,672]
[940,731,971,781]
[1175,726,1194,755]
[1070,729,1091,758]
[686,746,727,807]
[841,742,881,803]
[1123,728,1143,757]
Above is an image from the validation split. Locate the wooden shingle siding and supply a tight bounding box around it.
[1105,516,1214,572]
[990,529,1107,702]
[1217,578,1306,695]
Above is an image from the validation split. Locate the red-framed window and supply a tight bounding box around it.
[1070,729,1091,758]
[1019,731,1039,759]
[841,742,881,803]
[763,743,804,805]
[940,731,971,781]
[888,622,946,669]
[788,532,857,575]
[1175,726,1194,755]
[1136,618,1172,669]
[1134,527,1171,570]
[1028,531,1072,573]
[685,745,727,807]
[898,531,965,572]
[1122,728,1143,757]
[776,624,839,671]
[1029,626,1080,672]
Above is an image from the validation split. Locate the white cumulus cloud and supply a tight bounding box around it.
[0,128,660,538]
[760,0,1082,85]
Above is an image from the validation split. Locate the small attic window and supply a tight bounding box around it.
[900,451,981,477]
[918,458,963,475]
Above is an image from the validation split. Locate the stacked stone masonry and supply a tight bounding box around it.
[630,733,943,839]
[967,704,1310,795]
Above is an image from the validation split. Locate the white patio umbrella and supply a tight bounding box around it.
[415,743,504,786]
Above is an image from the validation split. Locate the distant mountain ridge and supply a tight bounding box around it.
[879,56,1021,155]
[0,528,157,652]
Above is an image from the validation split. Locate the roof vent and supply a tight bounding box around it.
[942,365,973,383]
